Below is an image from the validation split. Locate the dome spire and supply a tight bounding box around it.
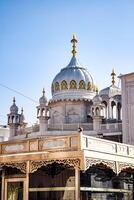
[13,96,16,104]
[111,68,116,85]
[42,88,45,97]
[71,33,77,57]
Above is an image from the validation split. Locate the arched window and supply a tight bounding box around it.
[95,107,100,116]
[51,84,54,94]
[111,101,116,119]
[55,82,60,91]
[87,82,92,90]
[102,101,108,118]
[61,80,68,90]
[70,80,77,89]
[79,80,86,89]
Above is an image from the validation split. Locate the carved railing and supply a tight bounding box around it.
[100,123,122,133]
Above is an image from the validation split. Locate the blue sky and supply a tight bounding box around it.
[0,0,134,125]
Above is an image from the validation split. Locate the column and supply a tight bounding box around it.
[93,116,103,131]
[107,101,111,119]
[75,168,80,200]
[25,161,29,200]
[116,104,118,120]
[1,169,5,200]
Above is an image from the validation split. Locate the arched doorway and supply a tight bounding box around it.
[3,166,26,200]
[29,162,75,200]
[80,164,133,200]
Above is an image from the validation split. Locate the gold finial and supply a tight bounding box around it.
[13,97,16,104]
[42,88,45,96]
[111,68,116,85]
[71,33,78,57]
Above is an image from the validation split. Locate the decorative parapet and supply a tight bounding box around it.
[0,134,80,155]
[82,134,134,157]
[2,142,28,154]
[29,159,80,173]
[82,135,116,154]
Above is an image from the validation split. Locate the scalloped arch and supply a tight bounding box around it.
[79,80,86,89]
[70,80,77,89]
[61,80,68,90]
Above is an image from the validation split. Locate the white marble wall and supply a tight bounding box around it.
[121,72,134,145]
[49,101,90,124]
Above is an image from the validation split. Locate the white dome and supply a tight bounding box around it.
[51,56,96,101]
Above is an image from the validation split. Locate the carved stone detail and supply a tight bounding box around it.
[85,157,116,173]
[0,162,27,173]
[118,162,134,174]
[30,159,80,173]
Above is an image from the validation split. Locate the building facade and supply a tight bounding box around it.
[0,35,134,200]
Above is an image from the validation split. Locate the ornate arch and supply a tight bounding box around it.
[118,162,134,174]
[55,82,60,91]
[0,162,27,173]
[30,159,80,173]
[85,158,116,174]
[61,80,68,90]
[70,80,77,89]
[79,80,86,89]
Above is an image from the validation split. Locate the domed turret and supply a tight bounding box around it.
[39,88,47,105]
[8,97,25,137]
[93,89,102,105]
[99,69,122,120]
[37,89,49,134]
[51,34,96,101]
[99,69,121,98]
[10,97,18,114]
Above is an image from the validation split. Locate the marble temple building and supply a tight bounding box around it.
[0,35,134,200]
